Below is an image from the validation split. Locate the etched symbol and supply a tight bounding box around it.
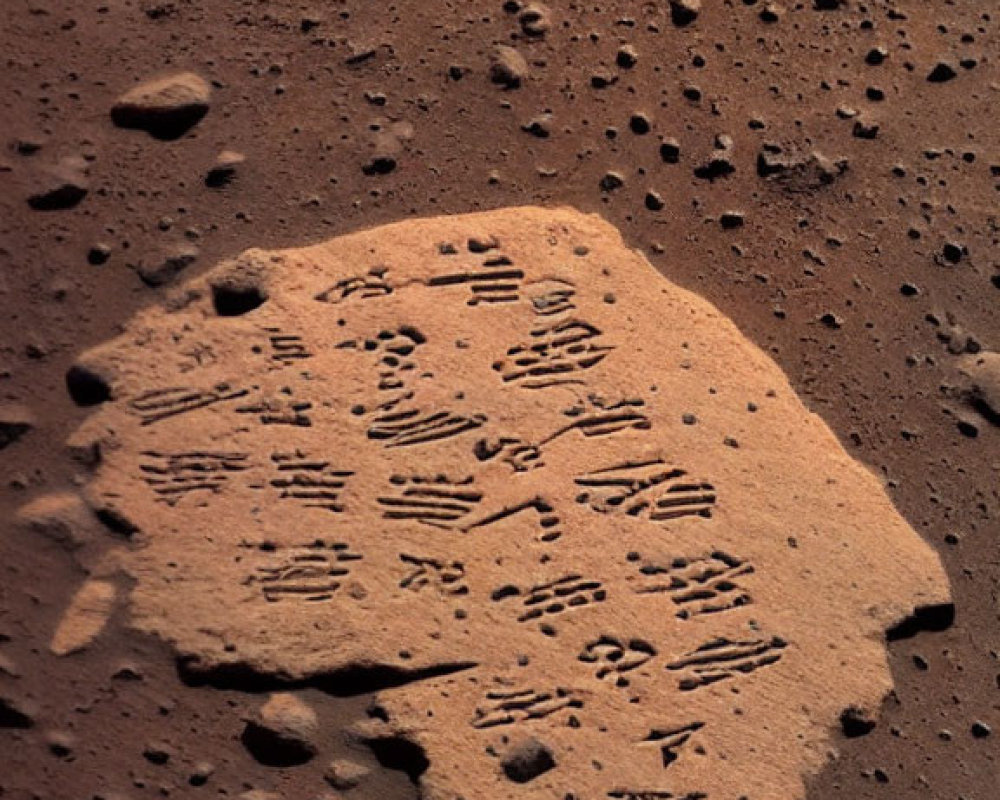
[543,395,651,443]
[269,451,354,512]
[241,541,362,603]
[578,636,657,686]
[493,319,614,389]
[399,554,468,595]
[473,395,649,474]
[575,459,716,522]
[473,436,545,472]
[492,574,607,627]
[264,327,312,364]
[634,552,754,619]
[235,390,313,427]
[128,384,249,426]
[346,326,488,448]
[465,497,563,542]
[471,685,583,729]
[315,266,392,303]
[639,722,705,768]
[378,475,482,527]
[139,450,249,505]
[427,254,524,306]
[368,409,486,448]
[665,636,787,691]
[527,279,576,316]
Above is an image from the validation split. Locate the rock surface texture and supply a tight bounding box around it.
[58,207,949,799]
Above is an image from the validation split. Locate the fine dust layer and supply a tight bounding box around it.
[64,207,949,799]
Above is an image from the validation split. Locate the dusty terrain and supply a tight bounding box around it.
[1,1,998,798]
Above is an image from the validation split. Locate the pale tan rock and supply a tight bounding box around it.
[65,207,950,799]
[15,492,97,551]
[242,693,319,765]
[324,758,370,790]
[50,579,116,656]
[15,491,122,575]
[111,72,211,140]
[257,693,318,741]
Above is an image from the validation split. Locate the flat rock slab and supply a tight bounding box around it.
[56,207,949,799]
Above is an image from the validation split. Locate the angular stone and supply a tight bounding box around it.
[242,693,319,766]
[111,72,211,140]
[501,736,556,783]
[489,46,528,89]
[324,758,370,790]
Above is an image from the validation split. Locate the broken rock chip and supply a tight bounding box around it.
[59,206,950,799]
[502,735,557,783]
[111,72,211,140]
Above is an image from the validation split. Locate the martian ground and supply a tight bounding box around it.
[1,2,997,799]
